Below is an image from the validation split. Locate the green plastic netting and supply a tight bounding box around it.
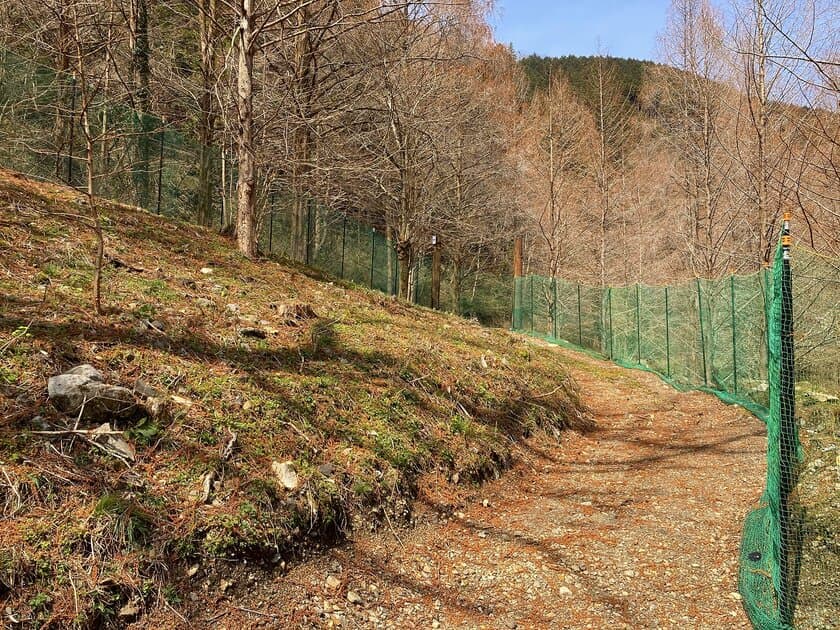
[512,235,839,628]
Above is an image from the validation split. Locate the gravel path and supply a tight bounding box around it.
[172,346,768,629]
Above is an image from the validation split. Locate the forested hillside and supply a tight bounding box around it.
[519,54,654,104]
[0,0,836,298]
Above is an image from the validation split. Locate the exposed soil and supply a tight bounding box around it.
[137,342,767,629]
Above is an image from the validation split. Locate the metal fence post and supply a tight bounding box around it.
[636,283,642,365]
[730,275,738,394]
[529,275,535,334]
[697,278,709,387]
[305,200,313,266]
[340,214,347,279]
[778,212,797,626]
[665,286,671,379]
[607,287,614,360]
[369,228,375,289]
[577,283,583,346]
[268,193,275,254]
[156,128,165,215]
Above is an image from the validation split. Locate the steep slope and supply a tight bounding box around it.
[0,169,590,627]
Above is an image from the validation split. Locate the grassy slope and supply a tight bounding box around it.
[0,169,590,627]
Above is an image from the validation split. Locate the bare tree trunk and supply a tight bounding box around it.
[129,0,152,208]
[197,0,217,226]
[397,239,411,299]
[235,0,257,258]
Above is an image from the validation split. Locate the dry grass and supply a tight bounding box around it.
[0,168,590,627]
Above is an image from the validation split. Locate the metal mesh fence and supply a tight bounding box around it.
[513,238,839,628]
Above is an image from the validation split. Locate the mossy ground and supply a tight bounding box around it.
[0,169,590,627]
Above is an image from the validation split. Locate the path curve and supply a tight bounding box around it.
[174,344,768,629]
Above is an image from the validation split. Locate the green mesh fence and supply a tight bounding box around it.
[1,47,515,324]
[0,48,225,225]
[513,234,839,628]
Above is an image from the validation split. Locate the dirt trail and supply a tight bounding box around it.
[161,345,768,629]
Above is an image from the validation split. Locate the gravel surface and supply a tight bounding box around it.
[145,346,768,629]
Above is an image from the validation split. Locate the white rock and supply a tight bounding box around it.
[272,460,300,490]
[558,586,573,597]
[200,267,214,274]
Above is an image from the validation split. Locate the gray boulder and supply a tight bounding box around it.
[48,365,135,421]
[66,364,104,382]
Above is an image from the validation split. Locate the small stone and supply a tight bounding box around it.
[200,267,214,275]
[187,565,199,577]
[318,463,336,477]
[48,370,136,422]
[118,601,140,618]
[558,586,573,597]
[134,378,163,399]
[432,621,440,629]
[346,591,362,605]
[326,575,341,590]
[219,579,233,593]
[272,460,300,490]
[482,499,490,508]
[274,302,318,324]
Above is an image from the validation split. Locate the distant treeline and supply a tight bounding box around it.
[519,54,656,105]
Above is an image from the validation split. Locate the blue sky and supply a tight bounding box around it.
[492,0,671,60]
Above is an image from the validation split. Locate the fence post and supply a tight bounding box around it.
[607,287,614,360]
[305,200,313,266]
[665,286,671,379]
[268,192,275,254]
[778,212,797,626]
[369,227,375,289]
[431,236,441,310]
[339,214,347,279]
[529,275,535,334]
[67,74,77,185]
[730,275,738,394]
[414,258,421,304]
[512,237,523,330]
[552,277,558,339]
[697,278,709,387]
[392,246,398,296]
[156,128,165,215]
[577,283,583,346]
[636,283,642,365]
